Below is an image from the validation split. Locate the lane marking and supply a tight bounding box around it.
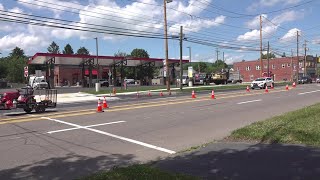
[298,90,320,95]
[47,121,126,134]
[42,117,176,154]
[0,89,289,125]
[1,89,282,121]
[237,99,262,105]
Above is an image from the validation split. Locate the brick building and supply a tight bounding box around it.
[233,56,317,82]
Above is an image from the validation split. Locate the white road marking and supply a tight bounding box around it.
[47,121,126,134]
[298,90,320,95]
[42,117,176,154]
[237,99,262,105]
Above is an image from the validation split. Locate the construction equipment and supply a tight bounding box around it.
[1,86,57,113]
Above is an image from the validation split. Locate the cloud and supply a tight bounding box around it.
[248,0,301,11]
[312,37,320,45]
[279,28,300,42]
[271,10,303,24]
[0,33,49,54]
[246,14,267,29]
[237,26,278,41]
[224,54,245,64]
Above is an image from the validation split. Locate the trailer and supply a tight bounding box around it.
[1,86,57,113]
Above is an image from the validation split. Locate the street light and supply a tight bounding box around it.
[164,0,172,91]
[94,37,99,81]
[187,46,191,66]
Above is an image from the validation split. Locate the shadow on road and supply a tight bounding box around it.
[155,142,320,180]
[0,153,137,180]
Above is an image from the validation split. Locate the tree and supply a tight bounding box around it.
[76,47,90,55]
[192,62,207,73]
[9,47,25,58]
[0,57,8,79]
[282,52,286,57]
[47,41,60,54]
[130,48,149,58]
[130,49,154,82]
[7,56,26,83]
[262,53,276,59]
[63,44,74,54]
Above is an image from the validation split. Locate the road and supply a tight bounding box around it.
[0,84,319,179]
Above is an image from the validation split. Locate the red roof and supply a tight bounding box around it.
[28,53,189,67]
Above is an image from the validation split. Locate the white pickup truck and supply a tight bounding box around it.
[29,76,48,89]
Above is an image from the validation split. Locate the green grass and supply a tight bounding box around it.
[79,164,199,180]
[228,103,320,146]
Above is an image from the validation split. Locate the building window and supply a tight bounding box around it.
[282,64,285,68]
[264,65,267,69]
[299,62,303,68]
[250,75,254,80]
[236,67,239,71]
[287,63,291,67]
[272,64,275,69]
[246,66,251,71]
[256,65,261,70]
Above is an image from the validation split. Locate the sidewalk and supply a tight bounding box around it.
[155,142,320,180]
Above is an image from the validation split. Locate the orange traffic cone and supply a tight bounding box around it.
[211,89,215,99]
[292,82,296,88]
[148,90,152,97]
[102,97,108,109]
[113,87,116,95]
[192,90,196,98]
[286,84,289,91]
[265,86,269,93]
[246,86,250,92]
[271,83,274,89]
[160,91,164,97]
[96,99,103,113]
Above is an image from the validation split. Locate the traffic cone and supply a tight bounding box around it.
[246,86,250,92]
[286,84,289,91]
[211,89,215,99]
[102,97,108,109]
[96,99,103,113]
[148,90,152,97]
[292,82,296,88]
[265,86,269,93]
[271,83,274,89]
[191,90,196,98]
[160,91,164,97]
[113,87,116,95]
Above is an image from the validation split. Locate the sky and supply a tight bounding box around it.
[0,0,320,64]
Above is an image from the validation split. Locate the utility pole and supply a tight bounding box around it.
[187,46,191,66]
[94,37,99,81]
[223,52,225,63]
[267,41,270,77]
[304,40,307,76]
[163,0,171,91]
[291,49,294,81]
[179,26,183,90]
[260,15,263,77]
[216,48,220,62]
[296,30,299,79]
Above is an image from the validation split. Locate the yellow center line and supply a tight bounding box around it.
[0,88,289,125]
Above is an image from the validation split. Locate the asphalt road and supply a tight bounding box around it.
[0,84,319,179]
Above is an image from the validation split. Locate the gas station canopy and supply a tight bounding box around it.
[28,53,189,66]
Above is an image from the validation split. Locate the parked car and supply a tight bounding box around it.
[177,75,189,86]
[298,76,312,84]
[194,73,206,85]
[99,79,109,87]
[250,77,274,89]
[316,77,320,83]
